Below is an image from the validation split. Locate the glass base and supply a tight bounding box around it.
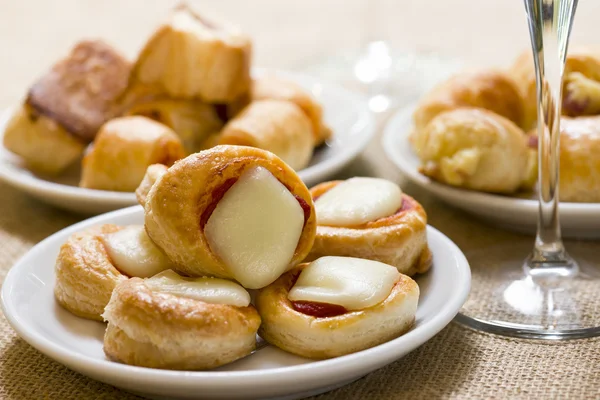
[297,41,462,112]
[456,241,600,340]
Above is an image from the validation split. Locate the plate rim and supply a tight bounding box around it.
[1,205,470,387]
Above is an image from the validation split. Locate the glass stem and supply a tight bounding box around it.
[524,0,578,265]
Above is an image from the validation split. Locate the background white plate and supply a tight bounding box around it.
[0,69,375,215]
[1,206,470,400]
[383,105,600,239]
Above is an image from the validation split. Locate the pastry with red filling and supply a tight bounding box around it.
[306,177,431,276]
[256,256,419,359]
[143,145,317,289]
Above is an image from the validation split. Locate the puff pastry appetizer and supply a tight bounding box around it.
[412,70,526,138]
[215,100,314,170]
[144,145,317,289]
[256,256,419,359]
[136,164,168,206]
[306,177,431,276]
[54,224,174,321]
[416,108,537,194]
[103,270,260,370]
[126,97,224,154]
[79,116,185,192]
[131,5,251,102]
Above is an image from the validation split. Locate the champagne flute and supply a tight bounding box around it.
[456,0,600,339]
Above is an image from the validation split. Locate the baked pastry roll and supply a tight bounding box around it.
[306,177,431,276]
[216,100,314,170]
[126,97,224,154]
[144,145,317,289]
[103,270,261,370]
[136,164,168,206]
[416,108,536,194]
[132,5,251,103]
[412,70,525,139]
[54,224,174,321]
[2,104,86,175]
[256,256,419,359]
[80,116,185,192]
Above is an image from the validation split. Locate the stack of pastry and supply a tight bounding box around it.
[3,4,331,193]
[55,145,431,370]
[408,48,600,203]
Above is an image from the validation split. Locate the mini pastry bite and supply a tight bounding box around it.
[54,224,173,321]
[144,145,317,289]
[131,5,251,102]
[126,97,224,154]
[307,177,431,276]
[216,99,315,170]
[136,164,168,206]
[79,116,185,192]
[256,256,419,359]
[412,70,526,140]
[103,270,261,370]
[416,108,536,194]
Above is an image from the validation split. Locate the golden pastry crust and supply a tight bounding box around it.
[307,181,431,276]
[136,164,168,206]
[3,104,86,175]
[416,108,535,194]
[131,5,252,102]
[26,40,131,142]
[413,70,526,135]
[255,264,419,359]
[216,100,315,170]
[79,116,185,192]
[103,277,260,370]
[54,224,127,321]
[144,145,317,283]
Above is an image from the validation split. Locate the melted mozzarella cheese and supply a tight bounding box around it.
[102,225,173,278]
[288,256,400,310]
[145,270,250,307]
[204,166,305,289]
[315,177,403,227]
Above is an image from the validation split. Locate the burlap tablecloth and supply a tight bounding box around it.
[2,1,600,399]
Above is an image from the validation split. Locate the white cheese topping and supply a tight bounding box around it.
[288,256,400,310]
[315,177,403,227]
[204,166,305,289]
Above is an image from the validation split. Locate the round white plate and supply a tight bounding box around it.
[382,105,600,239]
[1,206,470,400]
[0,69,375,215]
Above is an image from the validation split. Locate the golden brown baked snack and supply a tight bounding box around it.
[216,100,314,170]
[131,5,251,102]
[103,270,261,370]
[79,116,185,192]
[306,178,431,276]
[144,145,317,289]
[416,108,536,194]
[136,164,168,206]
[412,70,526,134]
[2,104,86,175]
[126,97,224,154]
[256,257,419,359]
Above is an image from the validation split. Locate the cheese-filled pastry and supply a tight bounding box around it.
[54,224,174,321]
[216,100,314,170]
[80,116,185,192]
[136,164,168,206]
[412,70,526,141]
[126,97,224,154]
[306,177,431,276]
[416,108,536,194]
[256,256,419,359]
[131,5,251,102]
[103,270,260,370]
[144,145,317,289]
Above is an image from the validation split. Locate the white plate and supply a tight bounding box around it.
[383,105,600,239]
[0,69,375,215]
[1,206,470,400]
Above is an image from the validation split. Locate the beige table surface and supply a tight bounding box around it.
[2,1,600,399]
